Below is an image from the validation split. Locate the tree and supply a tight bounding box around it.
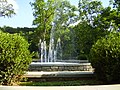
[30,0,57,56]
[53,0,79,59]
[93,6,120,31]
[73,0,109,59]
[30,0,56,42]
[112,0,120,10]
[74,22,94,59]
[0,0,15,17]
[74,21,109,59]
[78,0,104,25]
[31,0,79,59]
[75,0,120,59]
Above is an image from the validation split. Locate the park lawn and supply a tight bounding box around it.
[19,79,106,86]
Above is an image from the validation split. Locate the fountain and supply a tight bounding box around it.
[34,24,80,64]
[27,3,94,81]
[37,22,62,63]
[29,0,93,76]
[30,24,93,71]
[36,18,77,63]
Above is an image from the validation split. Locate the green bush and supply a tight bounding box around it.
[90,32,120,83]
[0,31,32,85]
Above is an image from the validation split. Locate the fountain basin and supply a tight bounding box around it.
[28,61,93,72]
[30,62,91,66]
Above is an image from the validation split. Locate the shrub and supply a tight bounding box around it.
[90,32,120,83]
[0,31,32,85]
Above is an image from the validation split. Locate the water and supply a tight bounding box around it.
[38,40,47,62]
[39,38,62,63]
[56,38,62,60]
[38,22,62,62]
[38,28,77,63]
[47,24,56,62]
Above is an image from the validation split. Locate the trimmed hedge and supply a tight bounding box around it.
[0,31,32,85]
[90,32,120,83]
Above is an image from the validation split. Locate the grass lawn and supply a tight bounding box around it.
[19,79,106,86]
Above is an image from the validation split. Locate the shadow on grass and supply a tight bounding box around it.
[19,79,106,86]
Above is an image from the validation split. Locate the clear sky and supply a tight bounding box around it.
[0,0,109,28]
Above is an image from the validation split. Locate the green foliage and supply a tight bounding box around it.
[20,79,105,86]
[53,0,78,59]
[74,0,108,59]
[0,26,37,54]
[76,0,120,60]
[78,0,104,23]
[0,31,32,85]
[74,22,94,59]
[30,0,56,42]
[112,0,120,10]
[30,0,57,56]
[93,6,120,31]
[31,0,79,59]
[90,32,120,83]
[1,26,35,34]
[74,21,109,59]
[77,54,87,60]
[0,0,15,17]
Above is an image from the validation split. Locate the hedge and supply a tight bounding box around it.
[90,32,120,83]
[0,31,32,85]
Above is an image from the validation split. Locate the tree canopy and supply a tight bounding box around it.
[31,0,56,42]
[0,0,15,17]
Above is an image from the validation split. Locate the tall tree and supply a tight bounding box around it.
[93,6,120,31]
[31,0,79,59]
[53,0,79,59]
[0,0,15,17]
[78,0,104,26]
[74,0,109,59]
[31,0,56,43]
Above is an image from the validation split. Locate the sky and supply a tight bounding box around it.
[0,0,109,28]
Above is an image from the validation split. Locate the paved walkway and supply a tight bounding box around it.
[0,85,120,90]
